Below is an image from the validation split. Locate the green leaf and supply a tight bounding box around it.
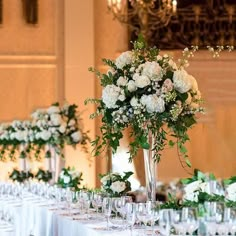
[168,140,175,147]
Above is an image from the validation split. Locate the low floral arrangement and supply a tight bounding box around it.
[9,168,33,183]
[87,36,204,166]
[57,166,83,190]
[99,171,133,197]
[224,176,236,207]
[34,168,52,183]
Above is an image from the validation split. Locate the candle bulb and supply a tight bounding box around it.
[172,0,177,13]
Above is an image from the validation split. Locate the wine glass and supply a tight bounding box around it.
[91,192,103,216]
[102,197,112,230]
[125,202,136,235]
[159,209,173,235]
[183,207,199,235]
[65,189,73,215]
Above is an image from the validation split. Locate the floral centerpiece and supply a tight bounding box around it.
[35,168,52,183]
[87,36,204,201]
[57,166,83,190]
[31,102,89,160]
[99,171,133,197]
[9,168,33,183]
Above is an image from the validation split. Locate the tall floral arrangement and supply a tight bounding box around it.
[31,102,89,159]
[87,36,204,166]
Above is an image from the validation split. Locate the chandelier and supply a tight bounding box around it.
[107,0,177,43]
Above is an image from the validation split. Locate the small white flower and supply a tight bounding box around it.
[118,94,126,101]
[68,119,76,127]
[63,175,70,184]
[50,114,62,126]
[110,181,126,193]
[115,51,133,69]
[71,131,82,143]
[127,80,137,92]
[183,180,202,202]
[168,59,178,70]
[130,97,139,107]
[156,55,162,61]
[226,183,236,201]
[59,123,66,133]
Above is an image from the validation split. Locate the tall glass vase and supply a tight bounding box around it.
[143,132,157,202]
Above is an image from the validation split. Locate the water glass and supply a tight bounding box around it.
[102,197,112,230]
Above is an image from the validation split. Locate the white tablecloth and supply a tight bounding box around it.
[0,195,151,236]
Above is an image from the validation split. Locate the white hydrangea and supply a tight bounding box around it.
[47,106,60,114]
[117,76,128,87]
[127,80,137,92]
[141,95,165,113]
[141,61,163,81]
[71,131,82,143]
[134,75,151,88]
[110,181,126,193]
[173,69,192,93]
[115,51,133,69]
[102,85,121,109]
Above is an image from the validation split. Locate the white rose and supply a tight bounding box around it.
[141,95,165,113]
[118,93,126,101]
[110,181,126,193]
[40,130,52,141]
[127,80,137,92]
[141,61,163,81]
[102,85,121,109]
[50,114,62,126]
[115,51,133,69]
[47,106,60,114]
[71,131,82,143]
[117,76,128,87]
[59,171,65,178]
[69,170,80,180]
[63,175,70,184]
[173,70,192,93]
[134,75,150,88]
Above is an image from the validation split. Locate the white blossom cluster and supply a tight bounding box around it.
[31,104,82,145]
[226,183,236,202]
[101,50,203,126]
[100,172,131,195]
[59,167,82,185]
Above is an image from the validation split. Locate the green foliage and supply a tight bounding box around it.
[35,169,52,183]
[9,169,33,183]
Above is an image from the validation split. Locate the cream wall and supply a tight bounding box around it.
[64,0,96,188]
[0,0,64,180]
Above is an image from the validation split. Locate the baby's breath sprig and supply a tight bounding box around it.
[207,45,234,58]
[178,46,199,69]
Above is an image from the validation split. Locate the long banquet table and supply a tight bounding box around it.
[0,194,161,236]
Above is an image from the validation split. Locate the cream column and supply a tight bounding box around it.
[64,0,95,187]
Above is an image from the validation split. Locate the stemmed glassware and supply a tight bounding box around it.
[102,197,112,230]
[125,202,136,235]
[91,192,103,216]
